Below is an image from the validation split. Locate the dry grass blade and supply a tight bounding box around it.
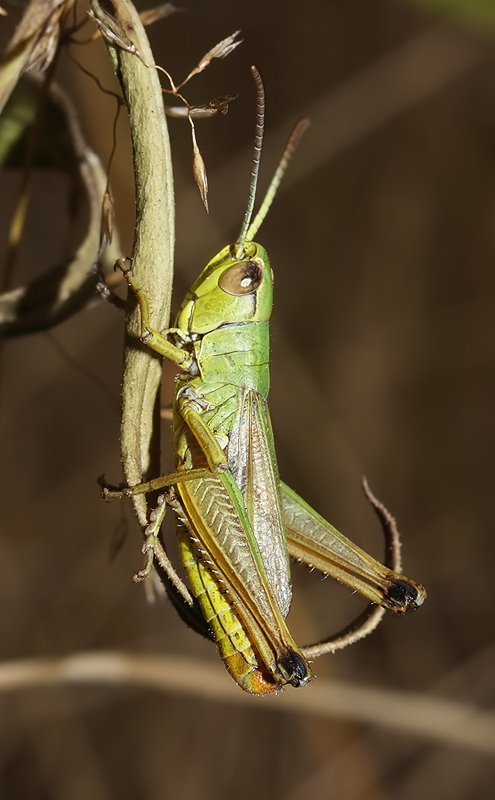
[179,30,242,87]
[191,126,209,210]
[0,0,65,113]
[99,189,115,250]
[197,29,242,66]
[139,2,181,27]
[88,8,239,208]
[24,3,64,73]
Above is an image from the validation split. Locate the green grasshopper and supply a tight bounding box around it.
[104,66,426,694]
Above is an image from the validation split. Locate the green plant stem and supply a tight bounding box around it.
[90,0,174,527]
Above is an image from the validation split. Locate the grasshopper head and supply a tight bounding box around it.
[175,241,273,335]
[175,69,306,339]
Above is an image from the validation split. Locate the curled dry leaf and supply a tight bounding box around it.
[139,2,181,27]
[0,78,120,335]
[89,8,177,92]
[0,0,66,114]
[24,4,64,73]
[87,9,139,56]
[208,94,238,115]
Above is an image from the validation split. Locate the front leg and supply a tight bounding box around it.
[116,258,194,369]
[99,467,216,500]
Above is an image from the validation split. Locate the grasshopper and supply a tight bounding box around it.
[103,66,426,694]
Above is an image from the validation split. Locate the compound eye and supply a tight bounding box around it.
[219,260,263,295]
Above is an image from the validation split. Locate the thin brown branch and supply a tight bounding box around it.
[0,651,494,756]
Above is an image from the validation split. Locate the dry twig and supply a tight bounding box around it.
[0,651,494,756]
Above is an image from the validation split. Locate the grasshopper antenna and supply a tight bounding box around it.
[233,68,310,257]
[246,117,310,242]
[233,65,265,259]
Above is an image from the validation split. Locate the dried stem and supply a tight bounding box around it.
[90,0,174,528]
[1,651,494,756]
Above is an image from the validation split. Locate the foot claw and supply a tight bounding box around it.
[115,256,133,278]
[133,539,154,583]
[98,475,129,501]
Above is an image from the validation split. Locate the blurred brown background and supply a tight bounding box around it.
[1,0,495,797]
